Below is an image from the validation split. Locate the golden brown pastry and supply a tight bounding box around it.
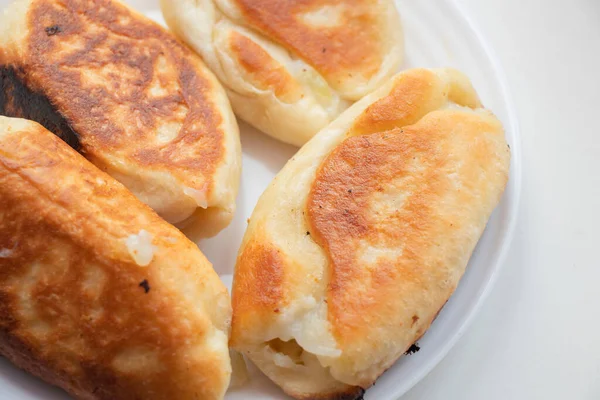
[0,0,241,237]
[161,0,404,146]
[0,116,232,400]
[230,68,511,399]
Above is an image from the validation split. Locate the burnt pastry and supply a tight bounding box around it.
[0,0,241,237]
[0,116,232,399]
[230,68,511,399]
[161,0,404,146]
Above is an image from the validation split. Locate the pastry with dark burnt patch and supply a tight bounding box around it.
[0,0,241,237]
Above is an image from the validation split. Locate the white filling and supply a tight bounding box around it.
[275,296,341,358]
[183,185,209,209]
[252,340,348,394]
[272,351,299,369]
[125,230,156,267]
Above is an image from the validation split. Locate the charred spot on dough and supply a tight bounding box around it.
[0,66,81,152]
[331,388,366,400]
[44,25,61,36]
[139,279,150,293]
[405,343,420,355]
[299,388,365,400]
[411,315,419,326]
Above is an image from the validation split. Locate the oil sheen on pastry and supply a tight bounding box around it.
[0,116,232,400]
[161,0,404,146]
[0,0,241,237]
[230,68,511,399]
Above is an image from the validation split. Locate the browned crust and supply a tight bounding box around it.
[294,386,365,400]
[0,119,228,399]
[1,0,227,194]
[229,31,302,103]
[231,69,505,396]
[0,329,95,400]
[307,107,508,349]
[347,69,480,137]
[0,65,82,151]
[233,0,386,83]
[230,238,286,346]
[307,127,443,345]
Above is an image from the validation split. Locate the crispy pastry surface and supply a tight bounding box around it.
[0,0,241,236]
[231,68,510,399]
[0,116,232,400]
[161,0,403,146]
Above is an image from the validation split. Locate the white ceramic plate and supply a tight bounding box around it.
[0,0,521,399]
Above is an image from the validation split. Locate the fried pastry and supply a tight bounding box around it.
[161,0,404,146]
[230,68,511,399]
[0,0,241,237]
[0,116,232,400]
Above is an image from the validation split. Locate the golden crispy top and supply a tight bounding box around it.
[0,117,230,399]
[233,0,389,86]
[348,68,483,137]
[302,68,508,350]
[228,31,303,103]
[230,69,510,394]
[307,110,508,347]
[231,69,488,342]
[233,239,286,329]
[6,0,228,195]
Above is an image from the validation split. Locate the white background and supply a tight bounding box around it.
[403,0,600,399]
